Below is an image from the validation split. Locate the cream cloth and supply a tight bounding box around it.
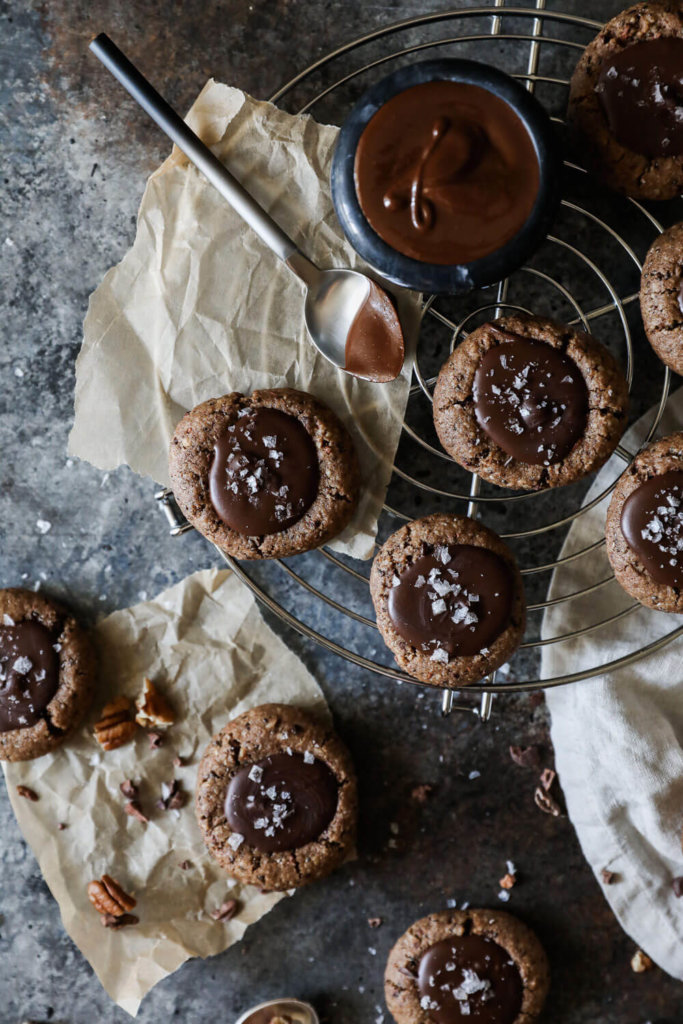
[2,569,328,1015]
[542,388,683,979]
[68,80,421,561]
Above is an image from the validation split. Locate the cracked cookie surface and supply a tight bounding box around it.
[195,703,357,891]
[640,221,683,375]
[169,388,360,559]
[0,588,96,761]
[384,908,549,1024]
[567,1,683,200]
[433,314,628,491]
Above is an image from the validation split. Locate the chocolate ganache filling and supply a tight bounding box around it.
[209,407,320,537]
[418,934,523,1024]
[387,543,513,662]
[0,620,59,732]
[353,81,539,265]
[621,470,683,588]
[473,328,588,465]
[225,751,339,853]
[596,38,683,158]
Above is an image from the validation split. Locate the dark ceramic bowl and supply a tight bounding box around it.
[331,59,562,295]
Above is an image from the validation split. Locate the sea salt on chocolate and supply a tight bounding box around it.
[387,544,514,660]
[0,620,59,732]
[621,470,683,588]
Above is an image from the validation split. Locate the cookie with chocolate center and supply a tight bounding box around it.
[433,314,628,491]
[195,703,357,891]
[169,388,360,559]
[385,909,549,1024]
[606,432,683,611]
[370,514,525,687]
[640,221,683,375]
[0,588,96,761]
[568,2,683,200]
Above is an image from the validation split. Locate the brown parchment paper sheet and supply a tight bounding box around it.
[68,81,422,560]
[2,568,329,1016]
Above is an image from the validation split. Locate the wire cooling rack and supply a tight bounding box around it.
[157,1,683,720]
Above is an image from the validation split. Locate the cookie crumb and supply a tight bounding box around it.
[210,898,239,922]
[630,949,654,973]
[672,876,683,897]
[368,917,383,928]
[179,860,193,871]
[411,783,433,802]
[601,868,617,885]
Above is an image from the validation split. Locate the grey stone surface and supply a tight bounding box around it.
[1,0,683,1021]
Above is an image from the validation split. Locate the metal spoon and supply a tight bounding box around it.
[89,33,404,382]
[234,997,319,1024]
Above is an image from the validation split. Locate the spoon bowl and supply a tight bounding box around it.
[304,267,372,371]
[234,997,320,1024]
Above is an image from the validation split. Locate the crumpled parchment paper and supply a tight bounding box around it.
[2,568,329,1016]
[68,80,421,560]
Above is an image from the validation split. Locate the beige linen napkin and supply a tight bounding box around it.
[68,80,421,560]
[542,388,683,979]
[2,568,329,1015]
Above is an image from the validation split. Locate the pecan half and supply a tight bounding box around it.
[87,874,137,917]
[135,677,175,730]
[94,697,137,751]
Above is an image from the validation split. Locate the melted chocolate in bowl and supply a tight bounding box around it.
[209,407,319,537]
[0,620,59,732]
[621,470,683,588]
[596,38,683,159]
[418,934,523,1024]
[225,752,339,853]
[387,543,514,661]
[473,328,588,465]
[353,81,539,265]
[344,281,404,382]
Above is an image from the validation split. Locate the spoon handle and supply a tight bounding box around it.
[89,34,307,269]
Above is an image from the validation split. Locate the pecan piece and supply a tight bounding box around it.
[534,787,562,817]
[499,873,516,890]
[124,801,149,824]
[367,917,382,928]
[411,784,433,803]
[101,912,139,929]
[539,767,556,791]
[601,868,617,885]
[509,745,541,768]
[94,697,137,751]
[135,677,175,730]
[210,898,239,921]
[87,874,137,917]
[672,876,683,897]
[157,779,185,811]
[630,949,653,973]
[16,785,39,802]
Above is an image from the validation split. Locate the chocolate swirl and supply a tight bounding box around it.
[354,80,539,265]
[224,751,339,853]
[473,328,588,465]
[418,934,523,1024]
[387,543,513,661]
[0,620,59,732]
[209,407,319,537]
[621,470,683,588]
[596,38,683,159]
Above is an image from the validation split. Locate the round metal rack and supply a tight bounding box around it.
[157,1,683,718]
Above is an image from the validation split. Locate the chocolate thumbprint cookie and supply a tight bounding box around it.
[433,314,628,490]
[370,514,525,687]
[169,388,360,559]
